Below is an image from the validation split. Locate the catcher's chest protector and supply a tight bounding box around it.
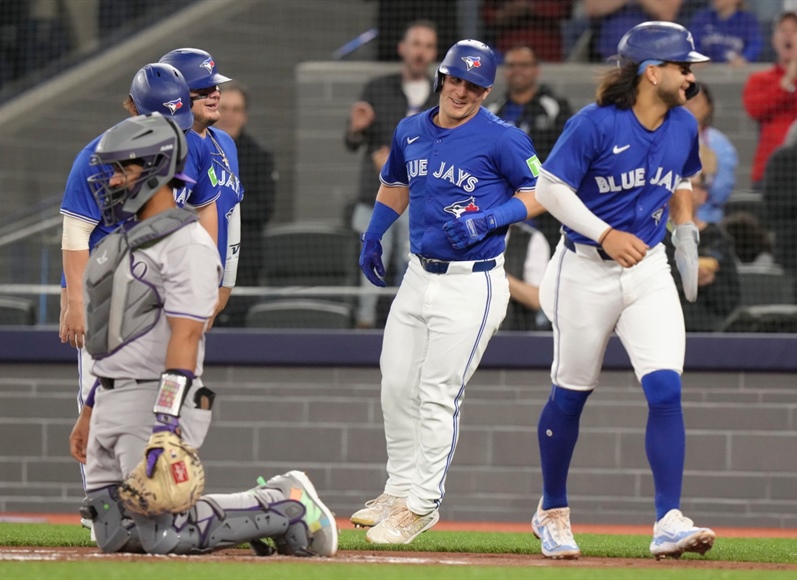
[84,208,197,358]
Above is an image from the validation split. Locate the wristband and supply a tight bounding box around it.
[490,197,528,229]
[153,369,194,417]
[364,201,400,241]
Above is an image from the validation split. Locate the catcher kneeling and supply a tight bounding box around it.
[68,113,337,557]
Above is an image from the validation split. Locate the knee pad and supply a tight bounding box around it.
[82,487,142,553]
[267,500,312,556]
[641,370,682,408]
[131,512,181,555]
[549,385,592,417]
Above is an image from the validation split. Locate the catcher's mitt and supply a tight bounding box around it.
[118,430,205,516]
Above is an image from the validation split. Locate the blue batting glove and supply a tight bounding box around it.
[443,210,497,249]
[359,233,387,287]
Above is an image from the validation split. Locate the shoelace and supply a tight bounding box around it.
[542,509,574,544]
[365,493,393,508]
[663,510,695,531]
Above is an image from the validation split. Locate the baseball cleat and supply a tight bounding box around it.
[350,493,407,528]
[365,506,439,544]
[650,509,715,560]
[261,470,338,557]
[531,498,581,559]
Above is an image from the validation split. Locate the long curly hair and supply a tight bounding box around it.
[596,62,641,109]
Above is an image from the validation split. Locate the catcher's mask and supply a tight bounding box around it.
[88,113,194,226]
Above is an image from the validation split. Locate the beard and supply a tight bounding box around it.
[657,84,686,108]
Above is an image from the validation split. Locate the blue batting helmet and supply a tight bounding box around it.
[434,39,497,93]
[129,63,193,132]
[159,48,232,90]
[617,22,709,66]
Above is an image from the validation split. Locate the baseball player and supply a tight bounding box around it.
[531,22,716,559]
[352,39,543,544]
[71,113,337,556]
[61,63,218,508]
[160,48,242,326]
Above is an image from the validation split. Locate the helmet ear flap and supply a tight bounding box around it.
[433,71,444,93]
[685,81,700,100]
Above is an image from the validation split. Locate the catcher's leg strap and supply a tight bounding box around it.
[82,487,143,553]
[132,496,308,555]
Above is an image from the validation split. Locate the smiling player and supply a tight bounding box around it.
[352,39,543,544]
[531,22,716,560]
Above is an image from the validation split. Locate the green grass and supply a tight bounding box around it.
[1,523,795,580]
[0,562,793,580]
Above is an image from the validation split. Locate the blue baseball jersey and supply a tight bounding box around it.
[175,129,221,210]
[205,127,243,269]
[542,103,702,247]
[59,129,220,287]
[380,106,538,262]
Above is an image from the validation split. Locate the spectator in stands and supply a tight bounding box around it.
[689,0,763,64]
[722,211,776,265]
[584,0,683,62]
[742,10,797,188]
[481,1,574,62]
[762,117,797,275]
[683,83,738,223]
[487,44,571,249]
[666,175,741,332]
[216,81,278,289]
[344,20,438,329]
[502,221,552,330]
[375,0,456,63]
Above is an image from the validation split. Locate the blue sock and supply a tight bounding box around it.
[641,370,685,521]
[537,385,591,510]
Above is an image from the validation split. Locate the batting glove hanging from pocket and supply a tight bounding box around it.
[672,222,700,303]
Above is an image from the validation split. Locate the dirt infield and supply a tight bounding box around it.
[4,512,796,539]
[2,513,796,571]
[1,546,797,571]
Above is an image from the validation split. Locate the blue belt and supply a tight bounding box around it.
[563,235,612,261]
[417,255,497,274]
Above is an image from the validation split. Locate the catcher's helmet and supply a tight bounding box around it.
[159,48,231,90]
[617,21,709,66]
[129,63,193,132]
[88,114,194,226]
[434,39,497,93]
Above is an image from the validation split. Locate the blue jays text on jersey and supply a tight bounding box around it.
[595,166,682,194]
[406,160,480,192]
[381,106,538,262]
[541,103,701,248]
[205,127,243,269]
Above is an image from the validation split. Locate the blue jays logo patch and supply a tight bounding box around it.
[444,196,480,218]
[201,57,215,73]
[461,56,481,70]
[163,98,184,115]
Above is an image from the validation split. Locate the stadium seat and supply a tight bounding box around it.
[260,222,360,293]
[244,299,353,329]
[0,296,35,325]
[718,305,797,333]
[736,264,795,306]
[723,191,766,224]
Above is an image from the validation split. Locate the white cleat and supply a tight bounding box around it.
[350,493,407,528]
[650,509,715,560]
[365,506,439,545]
[531,498,581,559]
